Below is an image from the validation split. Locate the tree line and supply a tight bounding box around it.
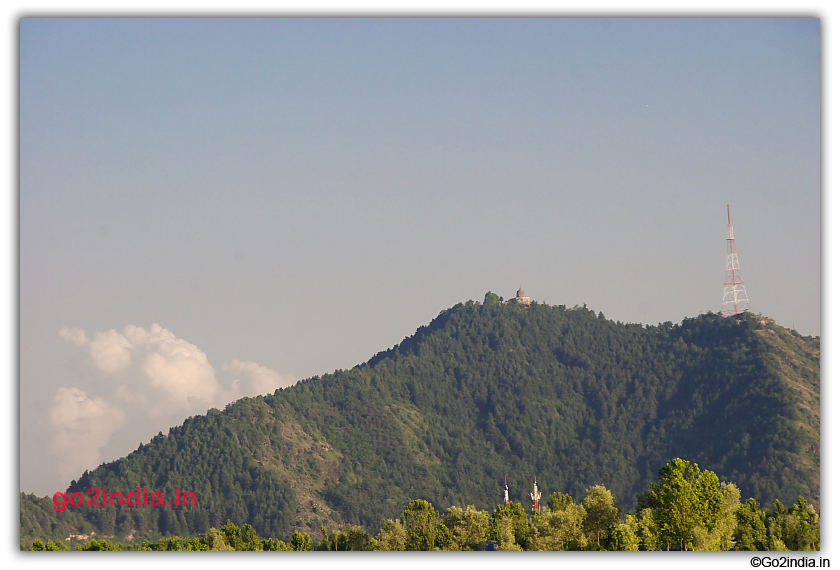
[28,458,819,551]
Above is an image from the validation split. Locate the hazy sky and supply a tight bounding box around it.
[19,17,820,496]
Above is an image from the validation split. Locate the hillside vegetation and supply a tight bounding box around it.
[21,295,819,547]
[27,459,821,551]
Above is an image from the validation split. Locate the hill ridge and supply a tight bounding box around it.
[20,296,819,547]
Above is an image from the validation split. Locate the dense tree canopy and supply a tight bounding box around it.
[27,460,819,551]
[21,297,819,548]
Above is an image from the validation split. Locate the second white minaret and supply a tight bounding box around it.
[530,476,541,511]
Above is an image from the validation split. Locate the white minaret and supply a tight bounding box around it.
[504,477,510,504]
[530,476,541,511]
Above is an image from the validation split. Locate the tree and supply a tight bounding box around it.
[483,292,501,306]
[400,499,443,551]
[549,492,574,512]
[529,503,587,551]
[611,514,640,551]
[204,528,234,551]
[735,498,769,550]
[636,508,660,551]
[769,496,820,551]
[219,519,246,550]
[789,496,820,551]
[495,516,522,551]
[377,519,408,551]
[76,538,123,551]
[490,502,530,549]
[648,458,725,550]
[692,482,740,551]
[582,485,620,549]
[345,525,377,551]
[262,537,292,551]
[718,482,741,550]
[442,505,491,551]
[320,525,376,551]
[46,539,68,551]
[290,530,312,551]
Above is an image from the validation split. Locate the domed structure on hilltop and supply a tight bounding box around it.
[506,286,530,305]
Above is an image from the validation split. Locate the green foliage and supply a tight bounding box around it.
[768,496,820,551]
[691,482,740,551]
[399,499,444,551]
[735,498,769,551]
[76,538,124,551]
[582,485,620,549]
[262,537,293,551]
[290,530,312,551]
[22,399,297,546]
[635,508,660,551]
[529,502,587,551]
[490,501,530,549]
[26,460,820,553]
[318,525,376,551]
[21,300,819,546]
[376,519,407,551]
[495,515,522,551]
[483,291,501,306]
[31,539,69,551]
[442,505,491,551]
[28,520,298,551]
[204,528,234,551]
[139,535,209,551]
[648,458,725,550]
[549,492,574,512]
[216,520,263,550]
[611,514,640,551]
[20,492,94,550]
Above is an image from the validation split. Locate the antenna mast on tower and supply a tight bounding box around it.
[722,204,751,317]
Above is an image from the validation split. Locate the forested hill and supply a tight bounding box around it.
[21,294,819,547]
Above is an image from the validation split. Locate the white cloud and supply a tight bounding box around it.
[117,323,222,416]
[224,359,297,398]
[58,326,89,347]
[89,329,132,374]
[48,387,125,483]
[53,323,296,484]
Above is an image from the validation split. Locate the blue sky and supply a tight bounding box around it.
[19,17,821,496]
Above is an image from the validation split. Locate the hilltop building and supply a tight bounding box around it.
[504,287,530,306]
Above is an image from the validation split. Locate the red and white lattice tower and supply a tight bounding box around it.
[722,204,751,317]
